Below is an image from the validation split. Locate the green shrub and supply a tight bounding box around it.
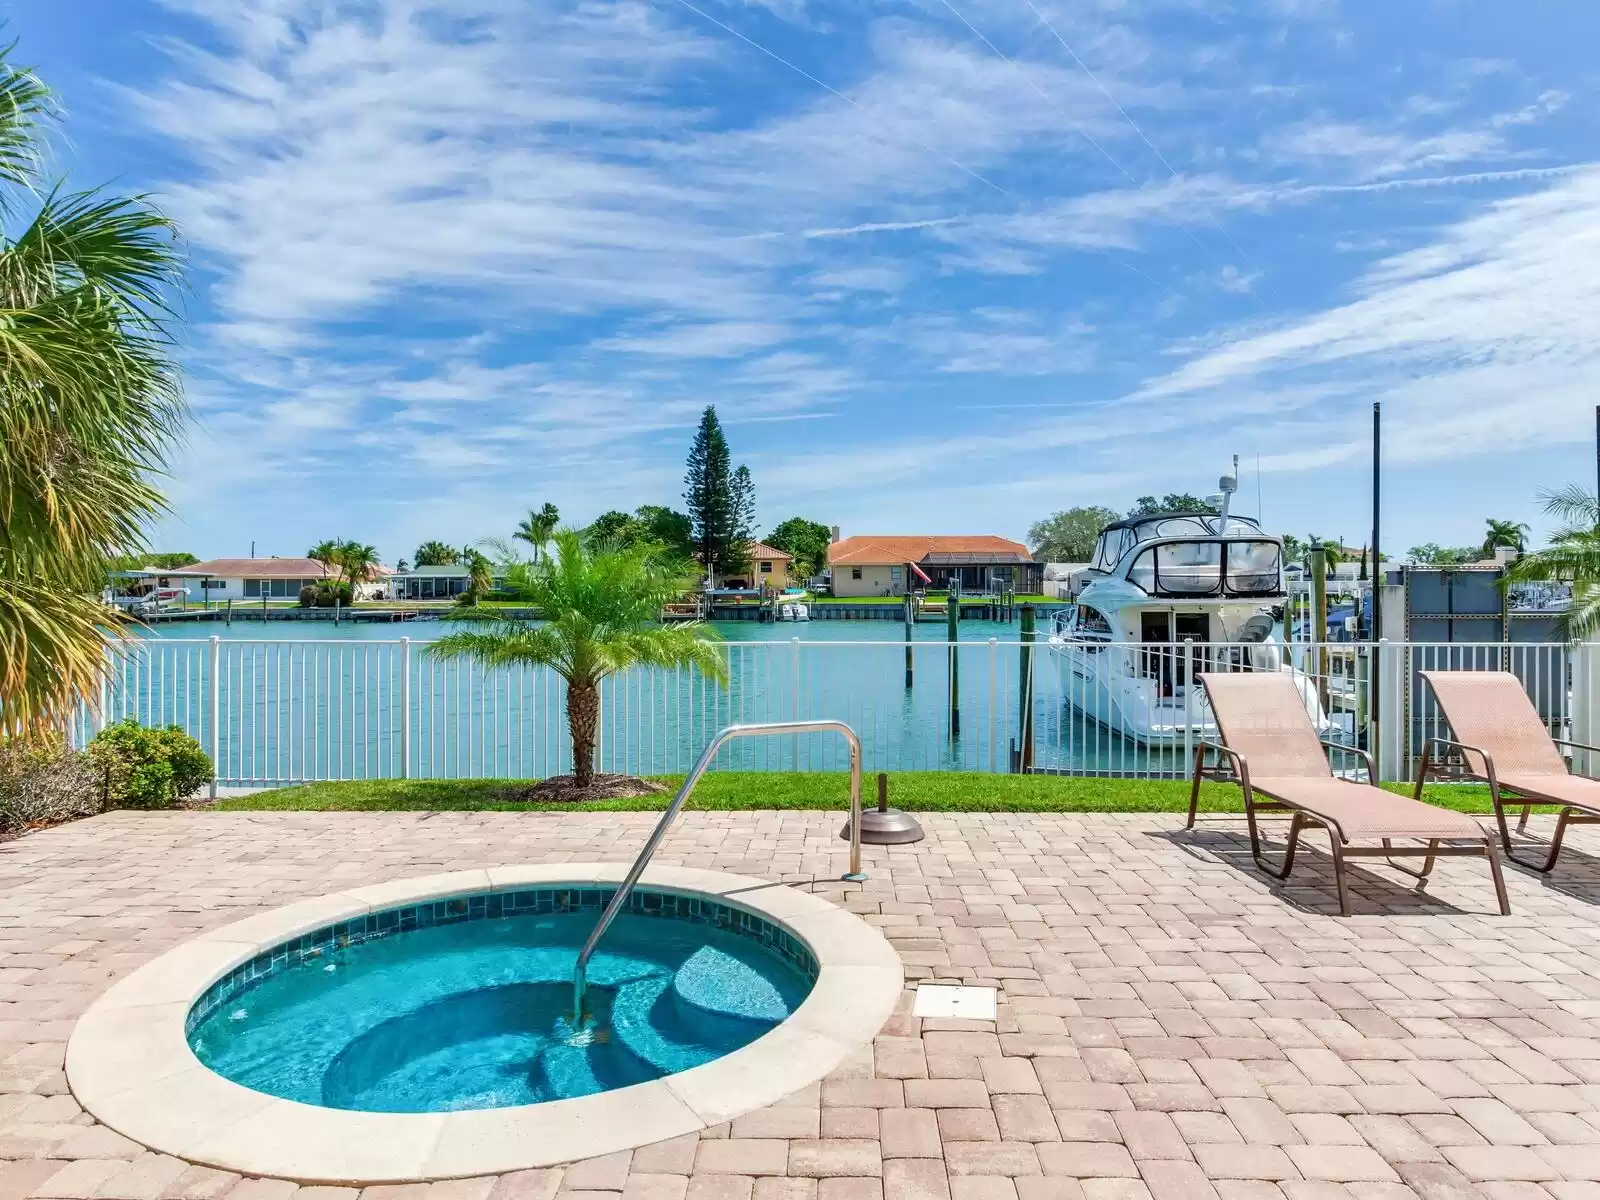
[87,719,213,809]
[311,581,354,607]
[0,730,100,833]
[298,584,318,607]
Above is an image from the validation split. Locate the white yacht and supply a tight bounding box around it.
[1046,464,1329,747]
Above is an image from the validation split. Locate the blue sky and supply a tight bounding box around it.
[12,0,1598,563]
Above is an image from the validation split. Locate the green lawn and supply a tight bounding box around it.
[219,772,1497,814]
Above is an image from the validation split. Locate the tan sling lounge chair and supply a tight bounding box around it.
[1187,671,1508,916]
[1418,670,1600,872]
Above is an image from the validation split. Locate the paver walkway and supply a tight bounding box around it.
[5,809,1600,1200]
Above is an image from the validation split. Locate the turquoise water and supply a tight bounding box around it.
[189,904,812,1113]
[139,616,1031,644]
[109,616,1066,782]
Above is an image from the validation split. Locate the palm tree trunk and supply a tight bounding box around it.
[568,678,599,787]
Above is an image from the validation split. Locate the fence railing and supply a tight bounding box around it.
[70,637,1594,790]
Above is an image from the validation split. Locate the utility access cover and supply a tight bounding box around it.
[912,984,997,1020]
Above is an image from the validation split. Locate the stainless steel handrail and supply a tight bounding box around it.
[571,719,864,1021]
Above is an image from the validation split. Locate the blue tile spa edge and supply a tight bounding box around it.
[185,885,821,1036]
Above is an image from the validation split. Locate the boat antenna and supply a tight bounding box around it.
[1216,455,1239,529]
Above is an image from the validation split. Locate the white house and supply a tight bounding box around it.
[184,557,390,602]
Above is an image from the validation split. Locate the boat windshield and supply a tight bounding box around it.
[1127,539,1282,598]
[1091,516,1266,570]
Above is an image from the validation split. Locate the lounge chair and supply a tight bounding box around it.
[1417,670,1600,872]
[1187,671,1508,916]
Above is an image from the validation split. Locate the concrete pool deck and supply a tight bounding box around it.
[6,808,1600,1198]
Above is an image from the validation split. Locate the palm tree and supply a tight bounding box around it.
[307,539,341,581]
[413,540,458,567]
[459,548,494,606]
[427,530,726,788]
[0,49,184,735]
[1506,485,1600,637]
[513,502,561,563]
[335,541,380,587]
[1482,517,1530,556]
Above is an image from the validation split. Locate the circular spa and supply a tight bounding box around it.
[189,886,816,1113]
[66,866,903,1184]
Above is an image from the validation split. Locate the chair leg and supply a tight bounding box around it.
[1495,795,1570,874]
[1485,838,1511,916]
[1529,808,1575,874]
[1255,811,1306,880]
[1242,784,1263,860]
[1489,780,1518,856]
[1186,746,1204,830]
[1518,804,1533,833]
[1328,832,1353,917]
[1382,838,1439,881]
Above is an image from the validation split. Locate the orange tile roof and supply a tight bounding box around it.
[827,535,1032,566]
[747,541,793,561]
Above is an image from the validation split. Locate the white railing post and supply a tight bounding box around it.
[1572,637,1599,777]
[988,637,998,773]
[791,637,802,769]
[207,636,220,798]
[400,637,411,779]
[1183,638,1195,780]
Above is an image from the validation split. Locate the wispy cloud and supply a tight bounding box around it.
[110,0,1599,557]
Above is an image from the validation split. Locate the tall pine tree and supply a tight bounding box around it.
[729,465,756,574]
[684,406,740,584]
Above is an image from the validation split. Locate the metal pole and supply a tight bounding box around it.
[1311,538,1329,710]
[208,636,220,799]
[400,637,412,779]
[1018,604,1036,773]
[571,718,863,1021]
[1370,401,1382,768]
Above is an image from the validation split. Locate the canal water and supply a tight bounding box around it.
[108,616,1181,784]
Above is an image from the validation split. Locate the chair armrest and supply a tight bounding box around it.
[1418,737,1498,783]
[1552,738,1600,756]
[1193,740,1249,778]
[1320,738,1377,783]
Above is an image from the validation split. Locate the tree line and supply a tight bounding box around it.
[399,406,834,586]
[1027,500,1538,569]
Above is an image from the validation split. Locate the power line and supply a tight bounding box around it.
[1016,0,1272,288]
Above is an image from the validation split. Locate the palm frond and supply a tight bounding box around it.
[0,45,52,204]
[0,575,122,735]
[0,47,185,731]
[1538,483,1600,531]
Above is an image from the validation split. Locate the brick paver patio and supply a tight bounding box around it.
[6,808,1600,1199]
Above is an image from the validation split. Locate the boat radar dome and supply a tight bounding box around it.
[1215,454,1240,524]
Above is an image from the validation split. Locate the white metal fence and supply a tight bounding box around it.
[70,637,1595,790]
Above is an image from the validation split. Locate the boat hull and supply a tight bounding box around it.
[1049,641,1330,747]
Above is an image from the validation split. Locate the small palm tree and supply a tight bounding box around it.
[335,541,380,587]
[0,49,184,734]
[457,549,494,606]
[307,540,341,581]
[513,502,561,563]
[1482,517,1530,556]
[1506,485,1600,638]
[427,530,726,789]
